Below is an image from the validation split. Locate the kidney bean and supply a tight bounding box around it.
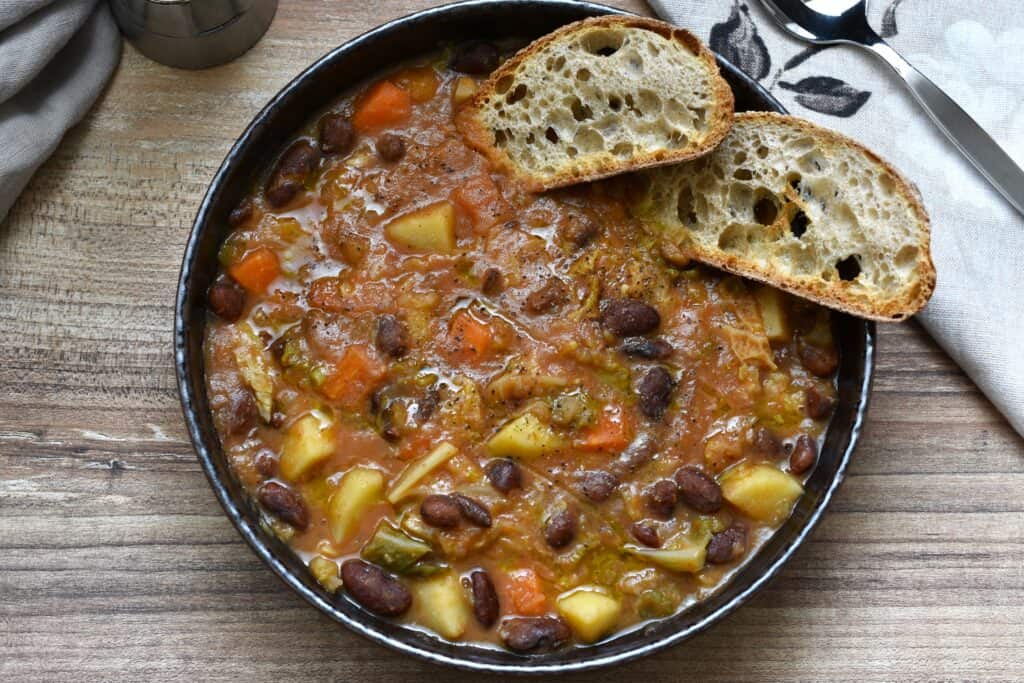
[468,570,500,628]
[420,494,462,529]
[630,521,661,548]
[544,508,577,549]
[318,113,355,155]
[789,434,818,475]
[222,389,257,435]
[376,133,406,162]
[798,340,839,378]
[579,470,618,503]
[751,426,785,460]
[525,277,568,314]
[481,267,504,296]
[265,139,319,208]
[500,616,571,653]
[254,449,277,478]
[621,337,672,360]
[637,366,674,420]
[450,42,500,74]
[706,526,747,564]
[557,214,598,248]
[805,384,836,420]
[673,466,722,513]
[486,459,522,493]
[453,493,492,528]
[208,278,246,322]
[600,298,660,336]
[610,439,656,478]
[228,198,253,227]
[257,482,308,530]
[340,559,412,617]
[646,479,678,519]
[375,314,409,358]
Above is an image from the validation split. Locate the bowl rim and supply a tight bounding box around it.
[174,0,875,673]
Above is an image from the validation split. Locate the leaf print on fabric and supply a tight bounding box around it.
[783,45,833,72]
[778,77,871,117]
[709,1,770,81]
[880,0,905,39]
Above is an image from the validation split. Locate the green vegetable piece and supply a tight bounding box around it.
[360,521,431,574]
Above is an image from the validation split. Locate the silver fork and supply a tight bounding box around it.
[758,0,1024,216]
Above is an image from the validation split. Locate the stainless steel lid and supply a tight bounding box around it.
[110,0,278,69]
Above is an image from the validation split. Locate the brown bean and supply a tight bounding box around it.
[544,508,577,549]
[610,439,656,478]
[257,482,308,529]
[525,277,568,314]
[621,337,672,360]
[629,521,661,548]
[376,133,406,162]
[265,140,319,207]
[500,616,571,653]
[706,526,747,564]
[452,493,492,528]
[481,267,503,296]
[486,459,522,493]
[579,470,618,503]
[222,389,257,435]
[340,559,412,617]
[450,42,500,74]
[254,449,277,478]
[673,466,722,513]
[208,278,246,322]
[318,113,355,155]
[375,314,409,358]
[228,198,253,227]
[751,426,785,460]
[557,214,598,248]
[420,494,461,528]
[805,384,836,420]
[798,340,839,378]
[469,569,500,628]
[646,479,678,519]
[601,298,660,336]
[637,366,674,420]
[789,434,818,475]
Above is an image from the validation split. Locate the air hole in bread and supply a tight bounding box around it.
[733,168,753,181]
[570,98,593,121]
[495,75,514,95]
[753,194,779,226]
[878,173,895,195]
[576,68,591,82]
[677,187,697,226]
[718,223,747,251]
[787,172,802,191]
[798,151,828,174]
[790,210,810,238]
[733,151,747,165]
[669,130,689,146]
[609,96,622,112]
[581,30,625,57]
[566,146,579,158]
[836,255,861,281]
[691,107,706,128]
[895,245,918,268]
[756,146,769,159]
[526,132,536,144]
[506,84,528,104]
[494,129,509,147]
[545,127,559,144]
[612,142,634,157]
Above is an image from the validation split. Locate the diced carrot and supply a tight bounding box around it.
[506,568,547,616]
[579,405,633,452]
[447,310,492,363]
[228,247,280,294]
[391,66,440,103]
[321,344,386,407]
[451,174,508,233]
[352,81,412,133]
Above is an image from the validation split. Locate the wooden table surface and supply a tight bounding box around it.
[2,1,1022,680]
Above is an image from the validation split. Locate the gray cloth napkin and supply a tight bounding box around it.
[0,0,120,220]
[650,0,1024,437]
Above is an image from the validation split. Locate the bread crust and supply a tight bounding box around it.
[653,112,936,322]
[456,16,735,193]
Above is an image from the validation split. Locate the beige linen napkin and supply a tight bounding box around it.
[649,0,1024,436]
[0,0,120,220]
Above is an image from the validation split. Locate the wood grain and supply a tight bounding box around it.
[1,1,1021,680]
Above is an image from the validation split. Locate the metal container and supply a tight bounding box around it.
[110,0,278,69]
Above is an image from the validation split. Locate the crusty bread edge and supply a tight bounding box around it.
[655,112,936,322]
[456,15,735,193]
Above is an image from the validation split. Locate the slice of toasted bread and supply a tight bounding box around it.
[637,113,935,321]
[456,16,734,192]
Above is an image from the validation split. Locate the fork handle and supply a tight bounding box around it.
[864,38,1024,216]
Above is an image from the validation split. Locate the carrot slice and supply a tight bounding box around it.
[352,81,412,133]
[506,568,547,616]
[321,344,386,407]
[447,310,492,363]
[580,406,633,452]
[228,247,280,294]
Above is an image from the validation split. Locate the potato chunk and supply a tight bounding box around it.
[280,414,336,481]
[385,442,458,503]
[328,466,385,543]
[486,413,562,460]
[556,587,620,643]
[384,201,456,253]
[754,286,789,343]
[627,540,707,574]
[452,76,478,106]
[412,572,471,639]
[720,463,804,524]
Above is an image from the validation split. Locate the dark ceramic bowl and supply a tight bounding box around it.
[175,0,874,673]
